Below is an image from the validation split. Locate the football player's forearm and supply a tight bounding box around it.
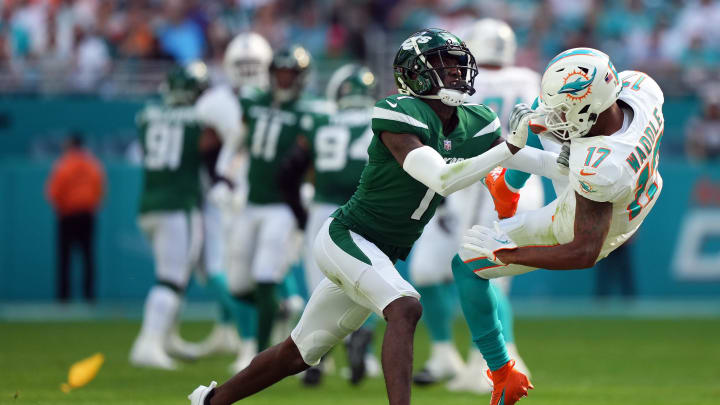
[502,147,565,182]
[403,143,514,197]
[496,242,599,270]
[215,133,241,177]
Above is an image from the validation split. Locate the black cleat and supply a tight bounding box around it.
[346,328,373,385]
[302,365,323,387]
[413,368,440,386]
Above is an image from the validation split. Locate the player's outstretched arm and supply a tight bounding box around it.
[382,131,522,197]
[495,192,612,269]
[502,146,567,182]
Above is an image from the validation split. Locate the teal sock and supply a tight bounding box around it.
[232,292,258,340]
[207,273,234,324]
[417,284,452,342]
[362,313,379,332]
[451,254,510,371]
[492,283,515,343]
[256,282,278,351]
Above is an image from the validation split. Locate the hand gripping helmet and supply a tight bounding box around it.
[393,28,477,106]
[270,44,312,103]
[465,18,517,67]
[160,60,210,106]
[539,48,621,140]
[223,32,273,89]
[326,64,377,110]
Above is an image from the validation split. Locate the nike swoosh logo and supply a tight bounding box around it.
[494,238,510,244]
[386,100,397,108]
[579,169,596,176]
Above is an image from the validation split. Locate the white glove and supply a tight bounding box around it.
[507,103,540,149]
[459,223,517,265]
[188,381,217,405]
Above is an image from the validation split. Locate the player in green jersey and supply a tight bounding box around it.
[190,29,563,405]
[131,62,218,370]
[277,64,379,385]
[225,45,329,354]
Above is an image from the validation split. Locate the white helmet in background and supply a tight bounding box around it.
[223,32,273,89]
[539,47,621,140]
[465,18,517,67]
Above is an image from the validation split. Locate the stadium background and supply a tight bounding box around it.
[1,0,719,404]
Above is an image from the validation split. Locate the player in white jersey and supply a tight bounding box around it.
[190,32,273,369]
[452,48,663,398]
[409,19,542,389]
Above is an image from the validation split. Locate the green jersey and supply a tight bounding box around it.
[241,89,327,204]
[332,94,501,259]
[137,104,203,213]
[309,107,372,205]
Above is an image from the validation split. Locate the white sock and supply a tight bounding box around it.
[138,285,181,344]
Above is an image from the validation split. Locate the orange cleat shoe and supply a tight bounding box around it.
[487,360,533,405]
[483,168,520,219]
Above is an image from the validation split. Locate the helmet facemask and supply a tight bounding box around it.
[395,37,478,106]
[540,100,598,141]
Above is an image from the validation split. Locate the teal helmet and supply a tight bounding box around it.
[270,45,312,103]
[393,28,477,106]
[326,64,377,109]
[160,61,210,106]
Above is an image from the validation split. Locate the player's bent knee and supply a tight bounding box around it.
[383,296,422,325]
[275,337,310,374]
[291,329,341,367]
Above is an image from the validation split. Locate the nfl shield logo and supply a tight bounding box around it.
[443,140,452,151]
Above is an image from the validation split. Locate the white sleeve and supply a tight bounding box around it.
[502,146,567,183]
[402,143,513,197]
[215,125,246,177]
[195,87,243,143]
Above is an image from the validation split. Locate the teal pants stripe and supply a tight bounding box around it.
[451,254,509,371]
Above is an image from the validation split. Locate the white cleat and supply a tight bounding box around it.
[193,323,241,357]
[188,381,217,405]
[413,342,465,385]
[130,338,178,370]
[446,348,492,394]
[229,339,258,374]
[166,328,205,361]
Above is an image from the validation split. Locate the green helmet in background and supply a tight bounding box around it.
[326,64,377,110]
[161,61,210,106]
[270,44,312,103]
[393,28,477,106]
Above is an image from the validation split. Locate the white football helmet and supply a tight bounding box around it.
[465,18,517,67]
[538,47,621,140]
[223,32,273,89]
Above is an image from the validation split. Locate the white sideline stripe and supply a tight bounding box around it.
[372,107,429,129]
[473,117,500,138]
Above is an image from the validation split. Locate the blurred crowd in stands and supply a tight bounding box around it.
[1,0,719,159]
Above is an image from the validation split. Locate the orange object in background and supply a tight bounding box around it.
[46,147,105,216]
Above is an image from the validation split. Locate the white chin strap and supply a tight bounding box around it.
[418,89,467,106]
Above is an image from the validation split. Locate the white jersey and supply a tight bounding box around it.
[468,66,541,133]
[552,71,664,261]
[195,85,243,176]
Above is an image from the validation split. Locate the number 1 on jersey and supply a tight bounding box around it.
[411,188,435,220]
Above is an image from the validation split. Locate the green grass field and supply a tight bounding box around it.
[3,318,719,405]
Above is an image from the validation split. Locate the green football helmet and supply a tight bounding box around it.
[161,61,210,106]
[326,64,377,110]
[270,45,312,103]
[393,28,477,106]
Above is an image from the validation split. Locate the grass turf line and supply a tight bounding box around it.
[2,319,719,405]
